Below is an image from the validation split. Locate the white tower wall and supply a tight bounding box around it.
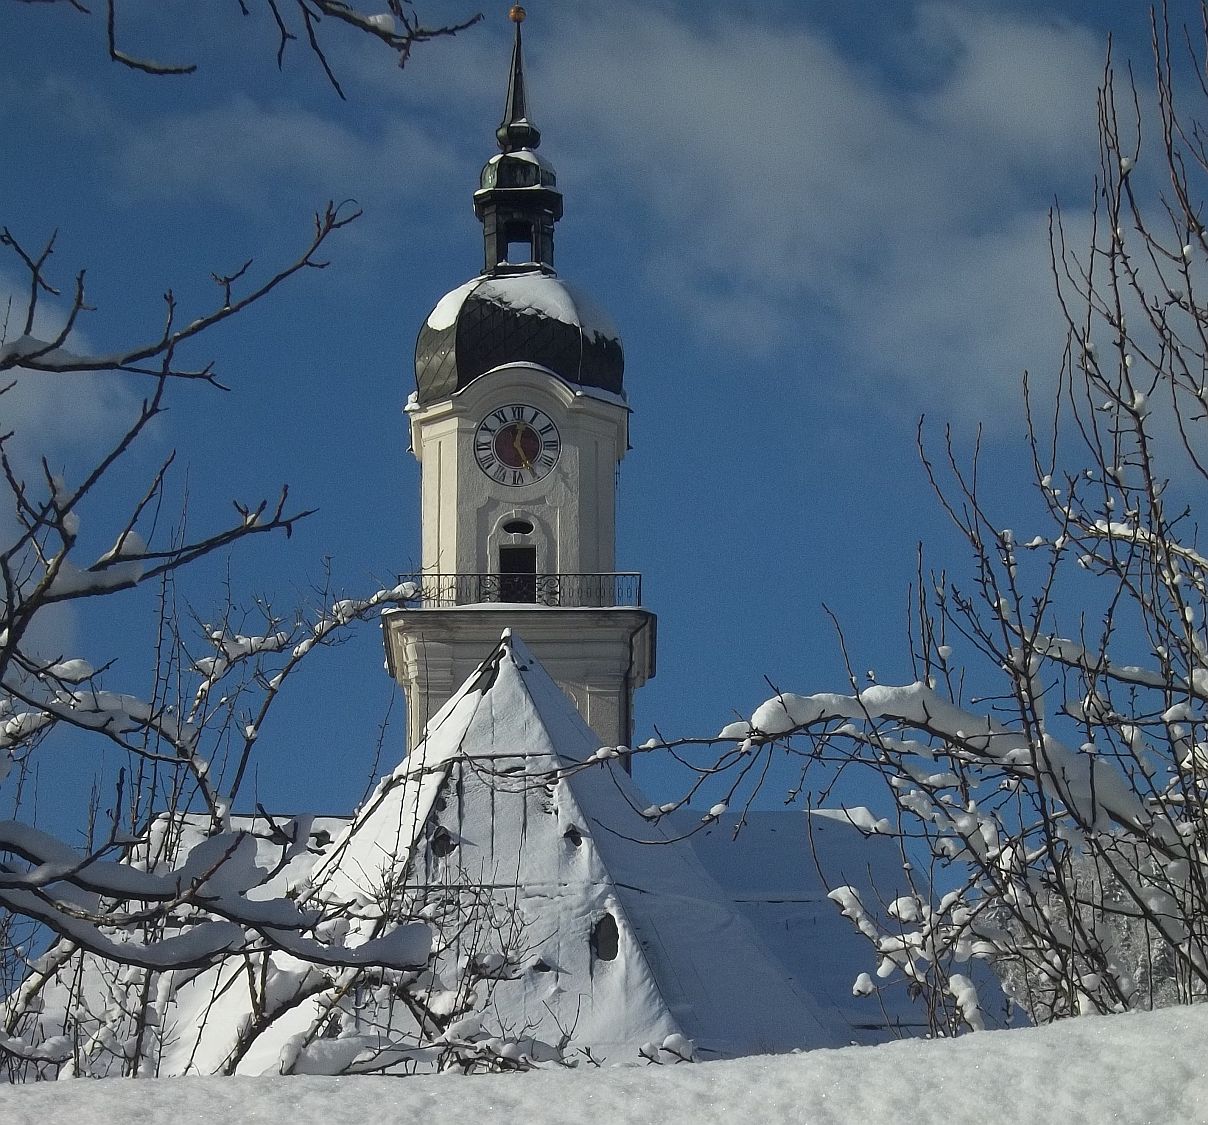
[409,364,626,579]
[391,364,654,752]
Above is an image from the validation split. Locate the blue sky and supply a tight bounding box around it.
[1,1,1164,825]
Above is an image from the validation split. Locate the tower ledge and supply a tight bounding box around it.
[383,609,656,753]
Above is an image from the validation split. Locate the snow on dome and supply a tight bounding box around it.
[475,274,579,324]
[559,280,622,344]
[425,278,480,332]
[472,274,622,346]
[414,269,625,407]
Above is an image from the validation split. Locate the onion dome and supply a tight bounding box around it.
[416,272,625,405]
[413,6,625,408]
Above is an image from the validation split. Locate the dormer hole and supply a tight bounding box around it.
[591,913,619,962]
[430,826,456,858]
[503,220,536,263]
[564,824,583,848]
[503,519,534,536]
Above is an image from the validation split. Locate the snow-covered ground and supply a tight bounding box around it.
[3,1005,1205,1125]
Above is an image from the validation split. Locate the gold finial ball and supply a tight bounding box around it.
[509,5,527,22]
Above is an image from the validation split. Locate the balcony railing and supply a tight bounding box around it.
[398,572,642,609]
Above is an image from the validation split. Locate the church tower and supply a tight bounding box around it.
[383,6,656,753]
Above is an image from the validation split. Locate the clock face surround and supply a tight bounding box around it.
[475,404,561,486]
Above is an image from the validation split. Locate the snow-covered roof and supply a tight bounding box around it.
[681,810,933,1039]
[425,274,619,341]
[13,636,941,1076]
[414,271,625,407]
[307,631,847,1063]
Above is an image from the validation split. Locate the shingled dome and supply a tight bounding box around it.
[414,270,625,407]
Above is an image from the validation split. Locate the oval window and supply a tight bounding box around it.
[502,519,534,535]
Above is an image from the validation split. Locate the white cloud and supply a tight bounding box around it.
[908,3,1104,165]
[1,271,141,465]
[526,1,1108,424]
[5,66,462,227]
[114,95,461,212]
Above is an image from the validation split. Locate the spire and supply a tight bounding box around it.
[474,4,563,273]
[497,5,541,152]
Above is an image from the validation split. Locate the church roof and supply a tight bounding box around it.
[414,271,625,406]
[310,631,846,1063]
[13,635,942,1075]
[683,811,934,1041]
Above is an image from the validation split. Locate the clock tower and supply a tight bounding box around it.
[383,6,656,753]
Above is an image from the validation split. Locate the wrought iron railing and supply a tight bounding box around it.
[398,572,642,608]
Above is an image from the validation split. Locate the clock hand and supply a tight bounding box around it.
[513,426,534,470]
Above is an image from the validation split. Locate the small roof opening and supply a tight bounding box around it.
[591,912,619,962]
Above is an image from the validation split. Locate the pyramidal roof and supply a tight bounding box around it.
[13,635,853,1076]
[309,631,847,1062]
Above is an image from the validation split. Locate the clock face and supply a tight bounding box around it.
[474,404,561,486]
